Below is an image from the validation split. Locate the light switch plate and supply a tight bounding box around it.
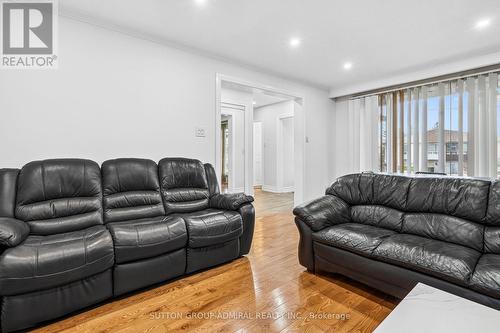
[195,127,206,137]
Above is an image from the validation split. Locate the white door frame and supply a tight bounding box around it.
[276,111,295,193]
[215,73,305,204]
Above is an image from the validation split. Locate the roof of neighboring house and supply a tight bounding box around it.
[426,128,468,143]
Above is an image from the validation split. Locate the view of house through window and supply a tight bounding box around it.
[378,73,500,178]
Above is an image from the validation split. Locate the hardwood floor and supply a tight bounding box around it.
[33,189,397,333]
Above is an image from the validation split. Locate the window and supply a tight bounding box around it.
[380,96,388,172]
[377,73,500,178]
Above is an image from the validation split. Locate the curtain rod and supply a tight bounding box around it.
[345,63,500,100]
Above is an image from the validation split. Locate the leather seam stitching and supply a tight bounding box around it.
[189,229,242,239]
[2,253,114,281]
[18,196,100,208]
[105,202,163,210]
[22,229,103,246]
[114,234,186,248]
[24,210,100,224]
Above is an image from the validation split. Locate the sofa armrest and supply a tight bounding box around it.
[293,195,350,232]
[0,217,29,247]
[210,193,254,211]
[295,217,315,271]
[238,203,255,256]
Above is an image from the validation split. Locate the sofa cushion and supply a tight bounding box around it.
[406,176,490,223]
[312,223,396,257]
[371,174,412,211]
[107,216,187,264]
[326,173,374,205]
[484,227,500,254]
[486,180,500,226]
[469,254,500,299]
[15,159,103,235]
[159,158,210,214]
[102,158,165,223]
[402,213,483,252]
[373,234,481,286]
[182,209,243,248]
[326,173,411,211]
[0,225,114,296]
[350,205,404,232]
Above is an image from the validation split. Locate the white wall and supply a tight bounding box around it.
[0,17,333,202]
[254,100,295,192]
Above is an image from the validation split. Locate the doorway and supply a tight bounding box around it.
[278,114,295,192]
[220,103,246,193]
[215,74,305,206]
[253,122,263,187]
[254,100,296,195]
[221,119,229,191]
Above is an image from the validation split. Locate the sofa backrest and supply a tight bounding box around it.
[326,173,411,232]
[0,169,19,218]
[485,180,500,254]
[15,159,103,235]
[406,176,490,222]
[204,163,220,197]
[327,173,491,252]
[102,158,165,223]
[327,173,412,211]
[158,158,210,214]
[404,176,489,251]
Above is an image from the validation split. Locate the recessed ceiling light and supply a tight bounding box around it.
[289,37,301,48]
[475,18,491,30]
[343,62,353,70]
[252,101,257,105]
[194,0,207,6]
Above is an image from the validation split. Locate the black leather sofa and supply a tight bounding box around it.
[294,172,500,310]
[0,158,254,332]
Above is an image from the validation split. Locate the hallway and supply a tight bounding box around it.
[252,188,294,216]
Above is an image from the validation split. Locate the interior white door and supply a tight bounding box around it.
[281,116,295,190]
[221,105,245,193]
[253,122,263,186]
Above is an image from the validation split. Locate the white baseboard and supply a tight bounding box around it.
[280,186,295,193]
[262,185,295,193]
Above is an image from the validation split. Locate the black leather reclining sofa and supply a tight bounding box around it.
[294,172,500,310]
[0,158,254,332]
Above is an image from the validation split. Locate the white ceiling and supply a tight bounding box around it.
[252,92,288,109]
[221,81,291,108]
[60,0,500,91]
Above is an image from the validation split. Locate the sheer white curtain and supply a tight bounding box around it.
[474,73,498,178]
[374,72,499,178]
[348,95,380,172]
